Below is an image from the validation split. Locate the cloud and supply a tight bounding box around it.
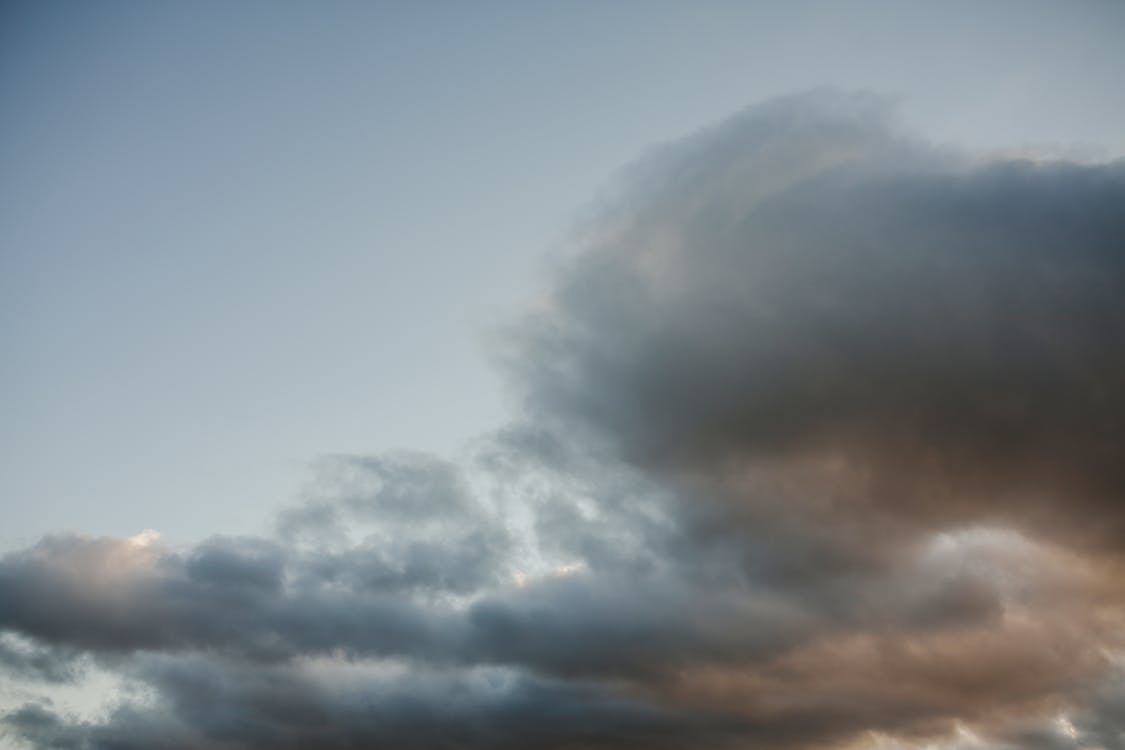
[5,90,1125,749]
[6,655,724,750]
[507,93,1125,545]
[0,634,79,684]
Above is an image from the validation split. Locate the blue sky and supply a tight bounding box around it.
[3,0,1124,548]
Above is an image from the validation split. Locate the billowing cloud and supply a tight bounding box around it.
[4,91,1125,749]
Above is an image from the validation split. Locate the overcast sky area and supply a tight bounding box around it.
[3,2,1125,749]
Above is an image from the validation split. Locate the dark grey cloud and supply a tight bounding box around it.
[0,635,79,684]
[5,91,1125,749]
[6,656,727,750]
[507,96,1125,548]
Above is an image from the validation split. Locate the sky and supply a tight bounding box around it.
[2,2,1125,749]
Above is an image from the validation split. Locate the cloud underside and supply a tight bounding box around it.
[4,91,1125,750]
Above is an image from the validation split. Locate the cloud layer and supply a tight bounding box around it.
[5,91,1125,749]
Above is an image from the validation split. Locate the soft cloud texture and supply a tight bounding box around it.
[4,91,1125,749]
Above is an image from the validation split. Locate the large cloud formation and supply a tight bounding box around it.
[4,91,1125,750]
